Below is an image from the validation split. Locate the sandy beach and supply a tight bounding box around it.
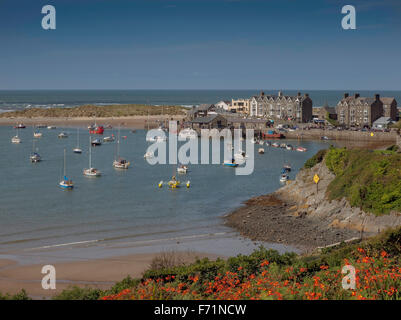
[0,251,218,299]
[0,115,186,130]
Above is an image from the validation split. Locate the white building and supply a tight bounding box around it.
[215,100,231,111]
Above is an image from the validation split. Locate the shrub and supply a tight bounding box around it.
[52,286,103,300]
[303,149,327,169]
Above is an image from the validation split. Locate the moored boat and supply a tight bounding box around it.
[258,148,265,154]
[272,142,280,148]
[286,144,293,150]
[223,159,239,167]
[89,125,104,135]
[280,173,289,182]
[177,165,188,174]
[91,138,102,146]
[11,136,21,144]
[59,149,74,189]
[58,132,68,138]
[296,146,307,152]
[30,152,41,163]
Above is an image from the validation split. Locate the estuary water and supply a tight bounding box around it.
[0,125,334,262]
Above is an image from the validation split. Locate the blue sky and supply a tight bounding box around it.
[0,0,400,90]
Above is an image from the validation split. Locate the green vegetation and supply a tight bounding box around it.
[0,289,30,300]
[4,228,401,300]
[325,147,401,215]
[303,149,327,169]
[0,104,187,118]
[325,112,339,126]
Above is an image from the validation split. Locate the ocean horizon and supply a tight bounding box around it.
[1,89,401,113]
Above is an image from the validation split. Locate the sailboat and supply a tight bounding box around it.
[33,125,42,138]
[11,127,21,144]
[83,137,101,177]
[113,126,130,169]
[30,139,41,162]
[73,128,82,153]
[59,149,74,189]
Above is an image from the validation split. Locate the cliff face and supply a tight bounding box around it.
[276,162,401,234]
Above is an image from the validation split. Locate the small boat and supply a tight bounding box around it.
[262,130,284,139]
[103,135,115,142]
[58,132,68,138]
[33,132,42,138]
[272,142,280,148]
[84,137,101,177]
[11,136,21,144]
[91,138,102,146]
[131,129,136,133]
[251,138,257,144]
[283,164,292,172]
[258,140,264,146]
[280,173,289,182]
[321,136,330,140]
[73,128,82,153]
[47,126,56,130]
[168,179,181,189]
[177,165,188,174]
[14,123,26,129]
[265,141,271,147]
[286,144,293,151]
[89,125,104,135]
[83,168,101,176]
[296,147,307,152]
[113,158,130,169]
[30,152,41,163]
[258,148,265,154]
[280,143,287,148]
[144,151,154,158]
[223,160,238,167]
[113,127,130,169]
[178,128,198,140]
[59,149,74,189]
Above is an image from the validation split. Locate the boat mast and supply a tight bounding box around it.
[89,136,92,168]
[117,125,120,159]
[77,128,80,148]
[64,149,67,177]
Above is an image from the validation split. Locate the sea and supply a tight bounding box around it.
[0,89,399,264]
[1,89,401,113]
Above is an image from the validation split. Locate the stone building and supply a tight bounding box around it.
[312,104,337,121]
[336,93,383,127]
[381,97,398,120]
[249,91,313,123]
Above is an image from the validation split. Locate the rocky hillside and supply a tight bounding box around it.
[277,148,401,235]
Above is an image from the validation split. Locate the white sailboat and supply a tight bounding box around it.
[59,149,74,189]
[30,139,41,163]
[73,128,82,153]
[113,126,130,169]
[11,127,21,144]
[83,137,101,177]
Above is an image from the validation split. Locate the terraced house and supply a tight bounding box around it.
[249,91,313,123]
[336,93,397,127]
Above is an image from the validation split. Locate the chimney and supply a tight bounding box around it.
[344,93,349,99]
[375,94,380,101]
[354,93,360,99]
[278,91,283,97]
[260,91,265,96]
[304,93,309,98]
[297,92,301,96]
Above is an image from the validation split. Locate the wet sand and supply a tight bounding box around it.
[0,251,218,299]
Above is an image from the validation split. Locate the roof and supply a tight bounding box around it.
[190,114,220,124]
[380,97,396,104]
[373,117,393,125]
[197,104,214,111]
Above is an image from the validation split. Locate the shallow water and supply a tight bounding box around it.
[0,126,332,260]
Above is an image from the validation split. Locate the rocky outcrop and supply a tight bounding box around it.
[276,161,401,234]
